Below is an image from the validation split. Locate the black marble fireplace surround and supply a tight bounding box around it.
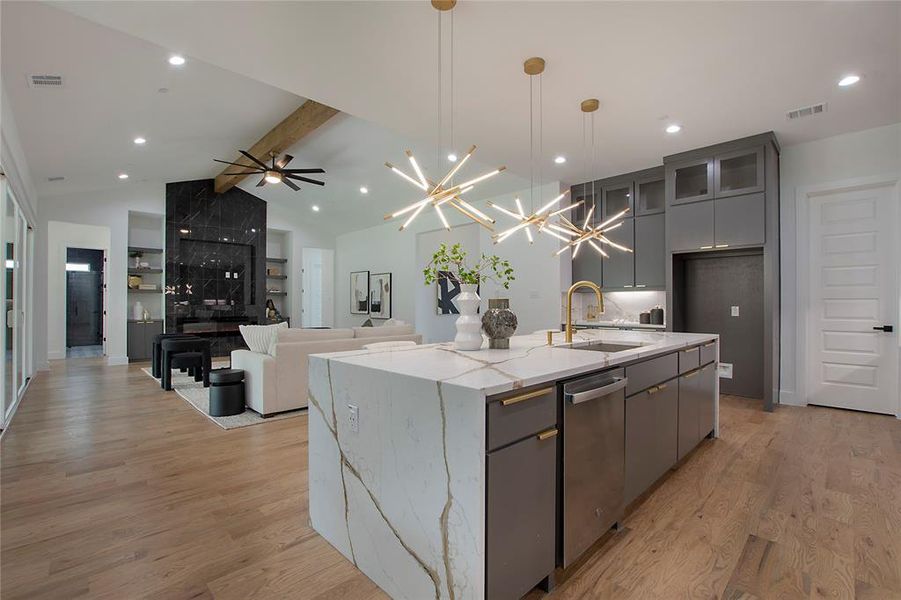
[165,179,266,356]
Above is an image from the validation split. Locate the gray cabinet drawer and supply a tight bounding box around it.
[699,340,717,366]
[487,386,557,452]
[678,347,699,375]
[625,352,678,396]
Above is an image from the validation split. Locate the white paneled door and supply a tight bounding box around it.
[807,182,899,414]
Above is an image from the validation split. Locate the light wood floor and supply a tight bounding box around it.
[2,360,900,599]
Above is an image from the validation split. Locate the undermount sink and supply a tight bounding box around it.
[574,342,642,353]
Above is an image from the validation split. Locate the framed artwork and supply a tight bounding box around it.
[436,271,478,315]
[350,270,370,314]
[369,272,392,319]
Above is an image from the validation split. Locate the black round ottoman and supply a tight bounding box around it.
[209,369,245,417]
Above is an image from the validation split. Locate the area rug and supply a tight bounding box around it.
[141,364,306,430]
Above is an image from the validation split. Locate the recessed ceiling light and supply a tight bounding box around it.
[554,156,566,164]
[447,153,458,162]
[118,173,129,180]
[311,205,320,212]
[168,55,186,66]
[838,74,860,87]
[359,186,369,194]
[665,124,682,134]
[133,137,146,145]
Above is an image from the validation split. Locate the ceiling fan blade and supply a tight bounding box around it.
[240,150,270,170]
[285,174,325,186]
[213,159,262,170]
[222,171,261,176]
[283,168,325,174]
[276,154,294,169]
[256,176,267,187]
[282,178,301,192]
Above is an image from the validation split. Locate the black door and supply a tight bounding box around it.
[66,248,104,347]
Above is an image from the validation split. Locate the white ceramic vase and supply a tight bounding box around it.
[453,283,483,351]
[133,301,144,322]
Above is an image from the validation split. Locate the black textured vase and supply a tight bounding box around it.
[481,298,518,350]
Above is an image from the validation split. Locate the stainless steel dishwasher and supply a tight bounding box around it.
[560,367,626,567]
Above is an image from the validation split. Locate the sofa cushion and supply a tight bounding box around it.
[353,324,414,339]
[277,328,354,344]
[239,322,288,355]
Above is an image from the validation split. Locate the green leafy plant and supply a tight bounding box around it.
[423,243,515,290]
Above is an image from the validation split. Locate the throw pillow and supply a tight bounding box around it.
[239,322,288,355]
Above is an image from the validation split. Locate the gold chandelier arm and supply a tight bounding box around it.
[535,190,570,215]
[595,208,630,231]
[448,201,493,231]
[547,201,583,218]
[386,161,429,191]
[434,203,451,230]
[435,144,475,190]
[455,198,495,223]
[597,235,633,253]
[455,166,506,190]
[588,240,609,257]
[399,202,428,231]
[489,202,524,221]
[405,151,429,190]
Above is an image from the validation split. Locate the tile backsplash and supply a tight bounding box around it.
[562,290,666,324]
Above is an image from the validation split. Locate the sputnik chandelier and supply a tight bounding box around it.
[490,57,582,245]
[553,99,633,258]
[383,0,503,232]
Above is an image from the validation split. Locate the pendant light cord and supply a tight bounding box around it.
[437,10,442,172]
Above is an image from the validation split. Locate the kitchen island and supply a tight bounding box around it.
[308,329,718,600]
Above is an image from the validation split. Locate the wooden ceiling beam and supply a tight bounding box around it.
[214,99,339,194]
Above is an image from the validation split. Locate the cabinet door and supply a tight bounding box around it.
[487,431,557,600]
[625,390,655,505]
[634,214,665,289]
[651,382,679,479]
[603,180,633,219]
[571,183,602,286]
[669,200,714,252]
[677,371,700,461]
[714,147,764,198]
[601,218,635,289]
[697,362,717,439]
[636,173,665,216]
[669,158,714,205]
[127,322,144,360]
[714,192,765,247]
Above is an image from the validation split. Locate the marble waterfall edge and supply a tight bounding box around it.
[308,356,486,600]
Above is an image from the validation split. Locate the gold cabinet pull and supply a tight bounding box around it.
[501,387,553,406]
[537,428,558,441]
[648,383,668,395]
[684,370,698,379]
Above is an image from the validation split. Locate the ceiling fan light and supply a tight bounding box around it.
[264,171,282,184]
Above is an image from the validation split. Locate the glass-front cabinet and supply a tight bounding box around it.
[635,171,665,216]
[602,180,633,219]
[669,158,714,205]
[714,147,765,198]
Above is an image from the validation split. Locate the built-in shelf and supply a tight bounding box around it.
[128,268,163,275]
[128,287,162,293]
[266,257,288,263]
[266,274,287,280]
[127,319,162,324]
[267,291,287,296]
[128,246,163,254]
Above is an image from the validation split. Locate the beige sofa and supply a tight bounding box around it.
[231,325,421,417]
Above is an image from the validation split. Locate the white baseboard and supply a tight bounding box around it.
[779,390,805,407]
[107,355,129,366]
[47,350,65,360]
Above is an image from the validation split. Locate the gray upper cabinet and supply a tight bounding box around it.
[668,157,714,206]
[669,200,714,252]
[714,146,765,198]
[635,171,665,216]
[634,214,665,288]
[570,183,602,287]
[601,218,635,289]
[602,179,633,219]
[714,192,765,247]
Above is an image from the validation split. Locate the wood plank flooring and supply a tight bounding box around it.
[2,359,900,599]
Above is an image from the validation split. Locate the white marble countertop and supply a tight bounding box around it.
[573,320,666,330]
[311,329,717,397]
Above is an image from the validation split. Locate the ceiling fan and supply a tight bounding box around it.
[214,150,326,191]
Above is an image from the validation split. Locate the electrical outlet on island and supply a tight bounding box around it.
[348,404,359,433]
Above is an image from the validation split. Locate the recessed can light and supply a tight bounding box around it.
[447,153,458,162]
[118,173,129,180]
[359,186,369,194]
[311,205,320,212]
[665,124,682,134]
[838,74,860,87]
[168,55,186,66]
[133,137,146,145]
[554,156,566,164]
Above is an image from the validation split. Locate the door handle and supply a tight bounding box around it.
[565,377,628,404]
[873,325,894,332]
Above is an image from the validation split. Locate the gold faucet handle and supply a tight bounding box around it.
[547,330,554,346]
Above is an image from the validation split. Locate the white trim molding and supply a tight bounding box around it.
[795,173,901,418]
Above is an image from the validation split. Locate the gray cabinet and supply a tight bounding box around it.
[634,214,665,288]
[669,158,714,205]
[714,147,764,198]
[601,219,634,289]
[625,380,678,505]
[636,171,665,216]
[602,179,633,218]
[714,193,765,247]
[486,429,557,600]
[669,200,714,252]
[677,359,717,461]
[570,183,602,287]
[127,320,162,361]
[697,362,717,438]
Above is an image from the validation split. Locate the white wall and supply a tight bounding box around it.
[779,122,901,403]
[334,182,568,341]
[34,182,335,367]
[0,81,38,224]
